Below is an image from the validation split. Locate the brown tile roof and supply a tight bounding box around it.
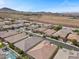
[67,33,79,42]
[27,40,58,59]
[44,29,56,36]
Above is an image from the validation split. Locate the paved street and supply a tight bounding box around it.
[25,30,79,51]
[46,37,79,51]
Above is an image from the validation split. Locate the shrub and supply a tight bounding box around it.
[9,43,15,49]
[22,56,29,59]
[51,36,59,40]
[16,57,21,59]
[73,29,79,32]
[71,40,79,47]
[71,39,79,47]
[0,41,4,48]
[53,25,62,31]
[73,29,79,35]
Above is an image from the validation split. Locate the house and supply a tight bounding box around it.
[0,54,5,59]
[0,31,7,35]
[53,28,73,39]
[0,30,20,38]
[11,23,24,28]
[27,24,39,30]
[0,19,3,22]
[33,27,47,33]
[27,40,58,59]
[14,36,44,52]
[24,23,30,27]
[0,49,6,59]
[3,25,12,29]
[4,21,12,25]
[0,22,5,26]
[44,29,56,36]
[67,33,79,42]
[42,24,52,28]
[14,20,28,24]
[54,48,79,59]
[4,33,28,43]
[17,23,24,27]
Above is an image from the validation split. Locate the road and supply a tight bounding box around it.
[46,37,79,51]
[25,30,79,51]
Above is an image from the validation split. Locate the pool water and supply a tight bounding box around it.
[3,48,17,59]
[6,50,17,59]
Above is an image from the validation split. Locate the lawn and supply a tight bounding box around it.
[0,41,4,48]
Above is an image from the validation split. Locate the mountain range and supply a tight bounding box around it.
[0,7,79,17]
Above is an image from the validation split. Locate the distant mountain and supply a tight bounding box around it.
[0,7,79,17]
[0,7,17,12]
[0,7,58,15]
[62,12,79,16]
[0,7,46,15]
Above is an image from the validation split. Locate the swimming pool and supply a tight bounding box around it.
[3,48,17,59]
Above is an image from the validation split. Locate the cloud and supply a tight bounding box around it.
[60,0,78,7]
[0,0,6,7]
[61,0,69,5]
[14,4,33,11]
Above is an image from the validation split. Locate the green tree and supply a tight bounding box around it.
[54,25,62,31]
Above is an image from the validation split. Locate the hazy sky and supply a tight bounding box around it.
[0,0,79,12]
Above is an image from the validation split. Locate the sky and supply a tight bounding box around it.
[0,0,79,12]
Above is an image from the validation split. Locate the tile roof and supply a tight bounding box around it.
[4,33,28,43]
[14,36,44,52]
[44,29,56,36]
[54,48,79,59]
[67,33,79,42]
[27,40,58,59]
[34,27,47,33]
[53,28,72,38]
[0,30,19,38]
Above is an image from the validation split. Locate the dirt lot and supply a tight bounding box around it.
[29,15,79,28]
[0,12,79,28]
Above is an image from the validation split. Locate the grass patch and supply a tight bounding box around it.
[0,41,4,48]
